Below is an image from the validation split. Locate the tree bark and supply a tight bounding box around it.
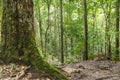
[0,0,67,79]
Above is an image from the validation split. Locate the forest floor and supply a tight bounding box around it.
[62,60,120,80]
[0,60,120,80]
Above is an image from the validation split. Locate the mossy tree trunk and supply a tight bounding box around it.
[0,0,67,79]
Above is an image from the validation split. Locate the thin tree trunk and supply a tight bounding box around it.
[65,35,68,59]
[71,37,73,55]
[45,3,50,55]
[91,8,96,53]
[107,9,112,59]
[52,4,57,58]
[0,1,2,43]
[115,0,119,60]
[100,1,112,59]
[60,0,64,63]
[83,0,88,60]
[38,6,43,53]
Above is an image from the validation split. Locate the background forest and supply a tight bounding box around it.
[0,0,119,80]
[33,0,119,64]
[0,0,120,63]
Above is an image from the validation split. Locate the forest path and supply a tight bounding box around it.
[61,60,120,80]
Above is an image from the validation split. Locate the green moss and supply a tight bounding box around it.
[30,53,68,80]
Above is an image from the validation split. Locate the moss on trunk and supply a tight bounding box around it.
[0,0,67,79]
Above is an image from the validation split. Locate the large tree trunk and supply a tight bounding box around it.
[0,0,67,79]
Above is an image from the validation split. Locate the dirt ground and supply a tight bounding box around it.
[0,60,120,80]
[62,60,120,80]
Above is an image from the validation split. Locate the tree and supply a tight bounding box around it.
[0,0,2,42]
[44,0,51,55]
[0,0,67,79]
[60,0,64,63]
[99,0,112,59]
[38,5,44,54]
[83,0,88,60]
[115,0,119,60]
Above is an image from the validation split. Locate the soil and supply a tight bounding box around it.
[62,60,120,80]
[0,60,120,80]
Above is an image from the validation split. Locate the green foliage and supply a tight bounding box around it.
[33,0,119,63]
[88,53,94,60]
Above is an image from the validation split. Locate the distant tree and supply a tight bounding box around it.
[60,0,64,63]
[52,1,57,58]
[44,0,51,55]
[38,5,44,54]
[115,0,119,60]
[0,0,67,79]
[100,0,112,59]
[0,0,2,41]
[83,0,88,60]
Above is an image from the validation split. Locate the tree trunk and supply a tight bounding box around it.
[53,4,57,58]
[107,10,112,59]
[0,0,67,79]
[115,0,119,60]
[0,0,2,43]
[71,37,73,55]
[100,1,112,59]
[44,3,50,56]
[38,6,43,54]
[60,0,64,63]
[83,0,88,60]
[65,35,68,59]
